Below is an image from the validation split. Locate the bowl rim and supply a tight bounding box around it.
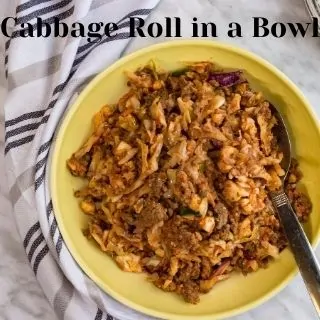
[50,39,320,320]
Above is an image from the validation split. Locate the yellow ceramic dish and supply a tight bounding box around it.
[50,40,320,320]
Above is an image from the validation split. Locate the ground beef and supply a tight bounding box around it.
[175,261,201,282]
[205,162,227,192]
[147,172,168,199]
[284,159,311,222]
[213,200,229,229]
[161,198,179,218]
[134,200,167,231]
[287,187,312,223]
[179,281,200,304]
[162,217,200,253]
[120,210,136,225]
[210,224,232,241]
[243,242,257,260]
[201,257,212,279]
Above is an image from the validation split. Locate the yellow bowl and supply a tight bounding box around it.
[50,40,320,320]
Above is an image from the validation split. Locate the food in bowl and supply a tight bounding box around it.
[66,61,312,304]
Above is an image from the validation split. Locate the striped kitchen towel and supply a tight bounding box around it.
[2,0,161,319]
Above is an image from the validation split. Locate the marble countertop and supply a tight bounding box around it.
[1,0,320,319]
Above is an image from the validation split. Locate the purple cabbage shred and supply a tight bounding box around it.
[208,70,245,87]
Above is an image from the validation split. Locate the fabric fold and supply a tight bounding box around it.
[2,1,161,319]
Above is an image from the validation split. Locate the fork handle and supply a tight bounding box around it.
[272,190,320,317]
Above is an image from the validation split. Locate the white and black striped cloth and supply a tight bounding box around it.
[2,1,161,319]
